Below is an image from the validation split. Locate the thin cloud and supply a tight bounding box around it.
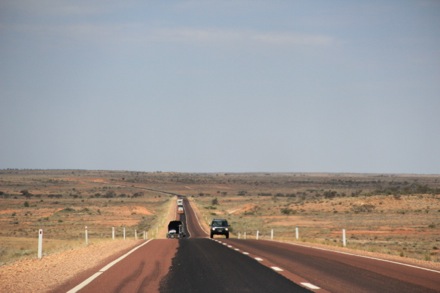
[252,32,335,46]
[3,22,336,49]
[150,28,336,47]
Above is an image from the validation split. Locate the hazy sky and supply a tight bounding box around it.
[1,1,439,174]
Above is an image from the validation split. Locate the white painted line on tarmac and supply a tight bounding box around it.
[68,272,103,293]
[283,241,440,274]
[189,199,208,234]
[224,241,322,292]
[301,282,320,290]
[271,266,283,272]
[67,239,153,293]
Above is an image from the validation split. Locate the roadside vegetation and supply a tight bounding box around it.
[182,173,440,263]
[0,170,172,265]
[1,170,439,265]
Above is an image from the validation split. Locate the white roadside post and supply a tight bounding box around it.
[238,232,241,239]
[244,232,247,240]
[271,229,274,240]
[38,229,43,259]
[342,229,347,247]
[256,230,259,240]
[85,226,88,246]
[295,226,299,240]
[123,227,126,240]
[112,227,115,240]
[135,229,137,240]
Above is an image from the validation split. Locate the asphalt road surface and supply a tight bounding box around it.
[162,198,309,292]
[62,196,440,293]
[160,238,309,293]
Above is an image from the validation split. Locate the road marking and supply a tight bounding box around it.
[188,199,208,234]
[67,239,153,293]
[225,242,322,291]
[180,209,192,238]
[227,245,233,248]
[283,241,440,274]
[301,282,320,290]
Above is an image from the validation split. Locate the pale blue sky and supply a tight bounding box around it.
[1,1,439,173]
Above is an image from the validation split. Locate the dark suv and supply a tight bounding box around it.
[210,218,229,239]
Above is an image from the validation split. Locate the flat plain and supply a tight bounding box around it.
[1,170,439,266]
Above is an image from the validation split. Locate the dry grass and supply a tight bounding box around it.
[1,170,439,265]
[184,173,440,263]
[0,170,174,265]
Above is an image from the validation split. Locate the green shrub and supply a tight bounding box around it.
[281,208,295,215]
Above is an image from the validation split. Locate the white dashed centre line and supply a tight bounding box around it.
[271,266,283,272]
[220,240,322,292]
[301,282,320,290]
[222,242,322,292]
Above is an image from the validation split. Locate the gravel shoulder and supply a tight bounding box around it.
[0,198,178,293]
[0,239,143,293]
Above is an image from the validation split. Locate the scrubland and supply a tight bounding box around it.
[1,170,439,265]
[0,170,171,265]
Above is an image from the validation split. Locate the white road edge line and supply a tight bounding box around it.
[66,239,153,293]
[282,240,440,274]
[255,257,263,262]
[301,282,320,290]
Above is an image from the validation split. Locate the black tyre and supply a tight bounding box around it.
[210,233,213,238]
[225,233,229,239]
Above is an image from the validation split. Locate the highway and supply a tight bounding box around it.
[62,197,440,293]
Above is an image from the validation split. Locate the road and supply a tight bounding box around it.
[62,197,440,293]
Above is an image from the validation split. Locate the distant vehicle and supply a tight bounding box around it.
[177,198,183,207]
[177,206,184,214]
[167,220,185,239]
[210,218,229,239]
